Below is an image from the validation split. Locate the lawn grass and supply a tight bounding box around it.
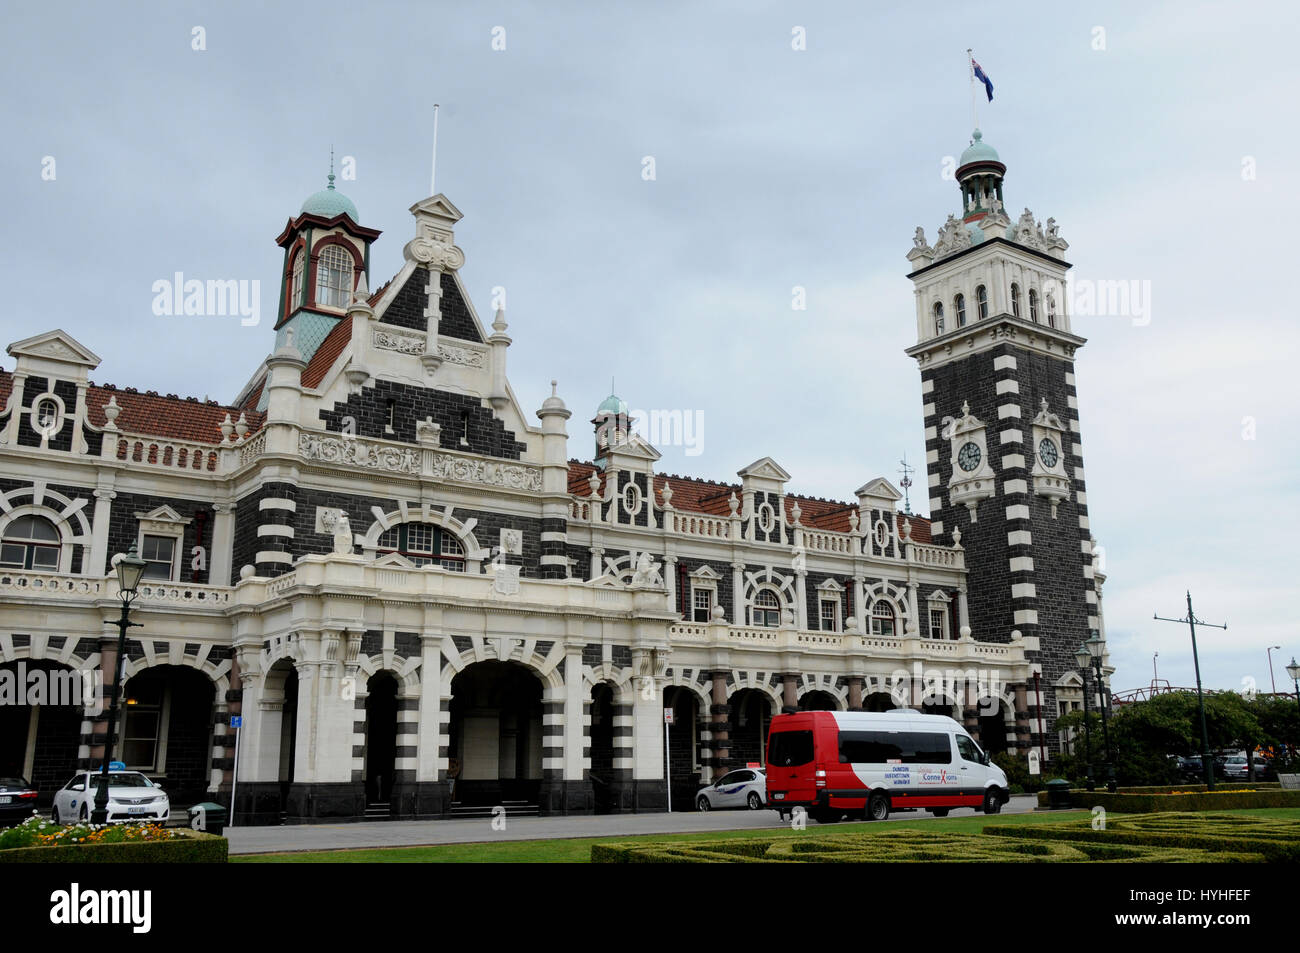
[232,808,1087,863]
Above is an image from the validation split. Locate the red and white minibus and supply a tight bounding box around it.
[764,709,1010,822]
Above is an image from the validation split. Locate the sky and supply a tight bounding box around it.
[2,1,1297,695]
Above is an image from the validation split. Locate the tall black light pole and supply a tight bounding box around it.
[1086,632,1116,792]
[1288,659,1300,774]
[1154,592,1226,791]
[92,547,147,825]
[1075,642,1095,792]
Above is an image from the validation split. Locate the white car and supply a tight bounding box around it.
[696,768,766,811]
[51,769,170,825]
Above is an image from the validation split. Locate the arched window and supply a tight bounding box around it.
[870,600,896,637]
[376,522,465,571]
[751,588,781,628]
[1010,283,1021,319]
[1046,293,1057,328]
[288,250,305,313]
[315,245,355,309]
[976,285,989,320]
[1029,289,1039,323]
[954,293,966,327]
[1,515,61,571]
[932,302,944,336]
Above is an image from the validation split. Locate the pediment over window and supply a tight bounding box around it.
[134,505,191,534]
[7,329,101,373]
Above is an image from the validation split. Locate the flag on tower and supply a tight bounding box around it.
[971,58,994,102]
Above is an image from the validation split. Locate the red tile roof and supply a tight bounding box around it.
[565,459,932,541]
[302,319,353,389]
[1,370,264,445]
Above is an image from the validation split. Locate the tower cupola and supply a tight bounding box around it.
[955,129,1007,223]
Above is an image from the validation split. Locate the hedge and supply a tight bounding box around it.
[1046,790,1300,813]
[0,830,227,863]
[1037,782,1286,809]
[985,811,1300,863]
[590,828,1264,864]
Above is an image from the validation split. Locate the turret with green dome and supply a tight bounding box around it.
[300,171,360,222]
[955,129,1007,223]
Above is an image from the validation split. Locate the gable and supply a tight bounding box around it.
[377,267,483,344]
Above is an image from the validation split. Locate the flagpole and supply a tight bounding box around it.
[430,103,440,196]
[967,48,979,131]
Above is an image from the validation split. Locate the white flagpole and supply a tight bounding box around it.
[430,103,440,196]
[967,49,977,130]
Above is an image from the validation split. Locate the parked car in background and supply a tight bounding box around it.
[696,768,766,811]
[1222,755,1250,781]
[50,767,170,825]
[0,777,39,827]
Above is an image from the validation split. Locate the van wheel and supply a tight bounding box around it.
[746,792,763,810]
[929,808,950,817]
[982,790,1002,814]
[867,792,890,821]
[696,795,711,812]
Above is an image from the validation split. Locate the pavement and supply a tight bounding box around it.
[225,793,1043,854]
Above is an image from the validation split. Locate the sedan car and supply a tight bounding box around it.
[51,769,170,825]
[0,777,39,827]
[1222,756,1250,781]
[696,768,766,811]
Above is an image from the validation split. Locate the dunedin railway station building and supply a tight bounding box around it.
[0,130,1109,823]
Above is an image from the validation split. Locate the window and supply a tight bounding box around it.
[976,285,988,320]
[140,534,177,581]
[33,396,61,434]
[954,293,966,327]
[692,586,713,623]
[0,515,60,571]
[122,678,165,770]
[767,730,814,767]
[1010,283,1021,318]
[820,598,839,632]
[838,730,952,764]
[1046,293,1057,328]
[1029,289,1039,323]
[752,588,781,627]
[315,245,355,309]
[932,302,944,335]
[929,607,948,640]
[289,251,304,312]
[870,600,896,637]
[376,522,466,571]
[956,735,984,764]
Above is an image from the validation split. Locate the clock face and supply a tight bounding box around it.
[957,441,982,472]
[1038,438,1059,469]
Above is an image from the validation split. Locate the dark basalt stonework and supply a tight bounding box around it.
[378,267,483,344]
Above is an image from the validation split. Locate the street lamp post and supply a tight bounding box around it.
[1085,632,1117,792]
[1075,643,1096,792]
[1154,593,1225,791]
[1288,659,1300,780]
[91,547,147,826]
[1268,646,1283,696]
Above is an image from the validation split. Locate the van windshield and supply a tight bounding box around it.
[768,730,814,767]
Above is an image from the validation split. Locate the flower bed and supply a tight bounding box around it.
[0,816,226,863]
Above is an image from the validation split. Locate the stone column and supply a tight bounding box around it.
[562,640,586,800]
[209,501,236,588]
[709,671,730,782]
[87,488,115,577]
[731,562,745,626]
[630,648,667,810]
[1014,683,1031,755]
[416,633,445,817]
[782,673,799,711]
[964,681,980,741]
[847,675,864,711]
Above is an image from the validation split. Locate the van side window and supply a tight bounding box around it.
[768,730,814,767]
[838,731,953,764]
[957,735,983,763]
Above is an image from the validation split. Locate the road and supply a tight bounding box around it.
[225,794,1045,854]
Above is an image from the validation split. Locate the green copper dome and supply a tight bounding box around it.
[959,129,1000,167]
[301,173,358,221]
[597,394,628,417]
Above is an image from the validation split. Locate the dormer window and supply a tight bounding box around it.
[976,285,988,320]
[933,302,945,336]
[315,245,354,309]
[1029,289,1039,323]
[1010,283,1021,319]
[288,251,305,314]
[954,294,966,327]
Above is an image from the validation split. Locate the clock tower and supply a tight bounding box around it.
[904,129,1100,755]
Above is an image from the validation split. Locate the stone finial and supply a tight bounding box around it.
[849,509,860,533]
[951,526,963,549]
[660,481,674,509]
[219,413,234,442]
[352,271,370,305]
[711,603,726,622]
[901,518,912,541]
[1011,628,1023,641]
[959,625,972,641]
[235,412,250,440]
[790,501,802,525]
[587,470,601,496]
[238,564,255,580]
[100,395,121,431]
[960,400,970,417]
[728,491,739,516]
[492,307,508,333]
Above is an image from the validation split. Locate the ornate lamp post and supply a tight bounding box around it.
[91,547,147,825]
[1085,631,1117,792]
[1074,642,1095,792]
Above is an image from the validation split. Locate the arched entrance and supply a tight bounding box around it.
[364,672,398,811]
[449,661,543,808]
[663,685,701,811]
[119,665,216,807]
[728,688,773,769]
[275,663,299,817]
[0,660,84,804]
[799,690,839,711]
[978,699,1009,755]
[921,697,959,719]
[589,682,615,814]
[863,691,896,712]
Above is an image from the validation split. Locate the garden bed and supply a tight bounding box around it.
[0,816,226,863]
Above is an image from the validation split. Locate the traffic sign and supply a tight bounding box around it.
[663,708,674,725]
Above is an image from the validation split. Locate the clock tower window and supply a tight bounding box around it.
[933,301,945,336]
[1010,283,1021,319]
[954,293,966,327]
[1029,289,1039,323]
[976,285,988,320]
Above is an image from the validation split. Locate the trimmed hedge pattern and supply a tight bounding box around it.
[0,830,227,863]
[1055,790,1300,813]
[985,812,1300,863]
[590,828,1263,864]
[1036,782,1281,808]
